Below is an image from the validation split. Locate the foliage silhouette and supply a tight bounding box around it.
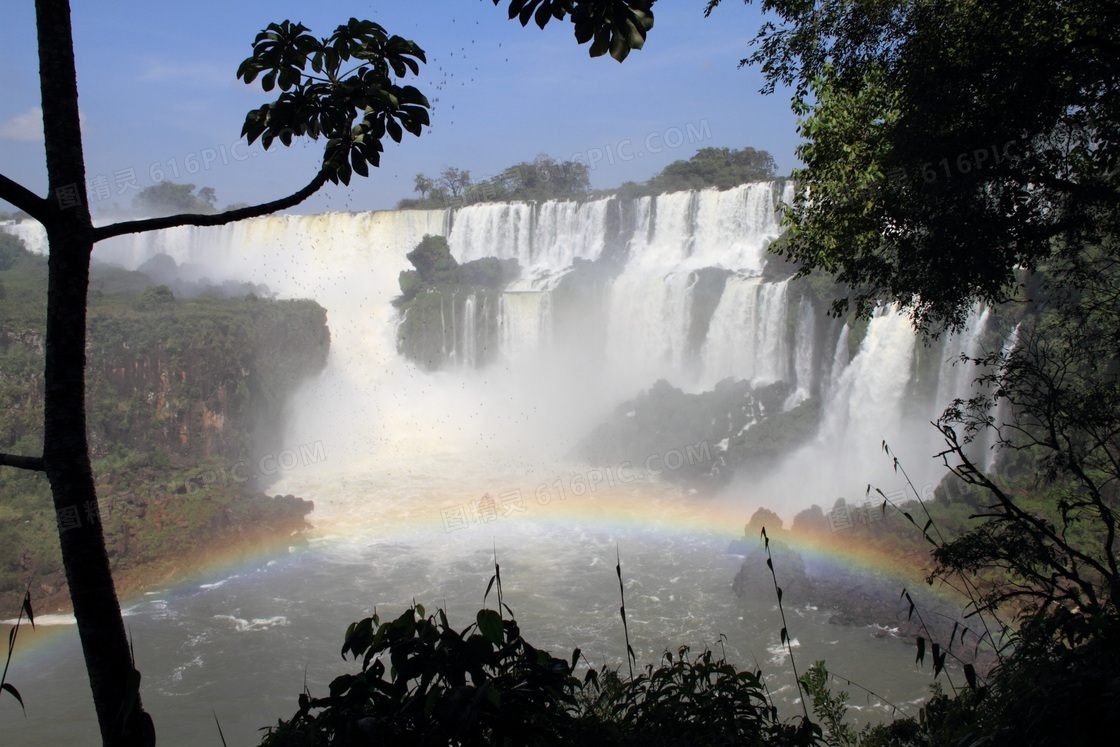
[260,600,822,746]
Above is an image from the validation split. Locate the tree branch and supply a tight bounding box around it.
[0,452,45,471]
[0,173,50,224]
[92,167,330,242]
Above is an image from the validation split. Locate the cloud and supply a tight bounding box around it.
[0,106,43,142]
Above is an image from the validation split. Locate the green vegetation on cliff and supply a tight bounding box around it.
[0,235,328,614]
[394,235,520,369]
[398,146,782,209]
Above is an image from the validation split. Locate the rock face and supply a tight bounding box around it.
[727,510,993,671]
[0,249,331,616]
[573,378,821,487]
[83,297,329,469]
[393,235,520,370]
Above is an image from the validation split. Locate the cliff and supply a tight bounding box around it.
[393,235,520,369]
[0,240,329,616]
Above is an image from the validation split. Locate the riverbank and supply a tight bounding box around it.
[1,490,312,621]
[729,511,1003,676]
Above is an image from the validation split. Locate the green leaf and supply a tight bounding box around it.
[915,636,926,666]
[351,147,369,178]
[932,643,946,677]
[534,2,551,29]
[609,31,630,62]
[386,118,403,143]
[476,608,503,645]
[424,685,442,716]
[589,27,610,57]
[1,682,25,713]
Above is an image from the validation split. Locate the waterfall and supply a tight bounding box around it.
[933,305,991,416]
[1,181,1018,513]
[820,309,918,450]
[447,198,610,287]
[984,322,1021,472]
[699,277,790,387]
[785,296,816,409]
[823,323,850,405]
[500,291,551,363]
[461,294,477,369]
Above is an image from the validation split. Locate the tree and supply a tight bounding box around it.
[649,146,777,192]
[703,0,1120,333]
[498,154,591,201]
[405,154,591,208]
[933,243,1120,637]
[691,1,1120,739]
[132,182,218,217]
[412,172,437,201]
[0,5,429,744]
[438,166,473,198]
[0,3,655,744]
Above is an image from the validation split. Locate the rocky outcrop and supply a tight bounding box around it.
[573,377,820,487]
[393,235,520,370]
[0,251,331,617]
[83,296,329,469]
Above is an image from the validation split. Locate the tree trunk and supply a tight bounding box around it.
[43,229,153,746]
[36,0,154,743]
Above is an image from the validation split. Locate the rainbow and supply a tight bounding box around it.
[3,478,960,666]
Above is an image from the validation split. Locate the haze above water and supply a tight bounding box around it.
[4,186,995,744]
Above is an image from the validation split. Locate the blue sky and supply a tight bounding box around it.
[0,1,800,214]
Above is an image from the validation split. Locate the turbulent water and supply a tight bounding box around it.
[2,185,1002,744]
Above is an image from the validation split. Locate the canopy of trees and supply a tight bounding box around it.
[399,146,777,208]
[399,154,592,208]
[647,146,777,192]
[131,182,217,217]
[706,0,1120,332]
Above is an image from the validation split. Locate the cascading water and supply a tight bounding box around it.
[4,182,1004,503]
[1,183,1009,745]
[785,296,817,409]
[933,305,992,415]
[700,276,791,388]
[983,322,1022,472]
